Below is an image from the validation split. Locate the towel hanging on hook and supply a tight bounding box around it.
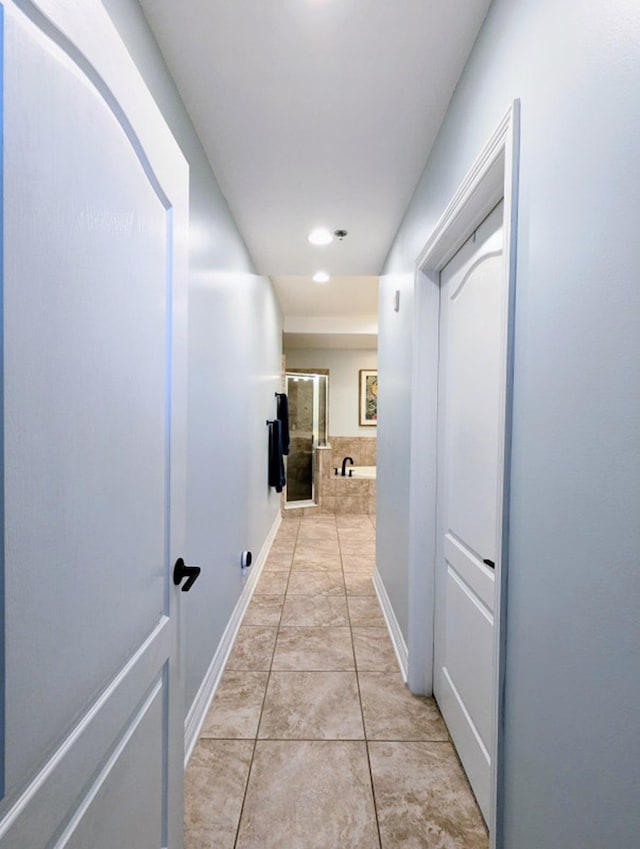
[275,392,290,456]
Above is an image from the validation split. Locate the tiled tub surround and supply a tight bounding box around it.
[316,436,377,515]
[185,513,488,849]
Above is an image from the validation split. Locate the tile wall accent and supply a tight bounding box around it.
[317,436,376,515]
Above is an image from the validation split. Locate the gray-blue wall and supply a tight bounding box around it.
[378,0,640,845]
[102,0,283,715]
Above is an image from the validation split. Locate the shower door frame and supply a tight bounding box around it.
[284,369,329,507]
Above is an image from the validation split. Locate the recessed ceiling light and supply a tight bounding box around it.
[308,228,333,246]
[313,271,330,283]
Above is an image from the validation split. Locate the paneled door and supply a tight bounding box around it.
[0,1,188,846]
[434,201,506,823]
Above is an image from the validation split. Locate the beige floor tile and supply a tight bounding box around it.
[269,538,297,555]
[336,515,375,531]
[292,551,343,571]
[184,739,254,849]
[201,671,269,739]
[253,571,289,597]
[281,594,349,627]
[348,596,386,627]
[369,741,488,849]
[345,573,376,596]
[276,522,300,540]
[352,628,399,673]
[359,673,448,740]
[296,528,338,544]
[226,626,278,671]
[243,595,284,626]
[258,671,364,739]
[263,552,293,572]
[340,541,376,557]
[235,741,379,849]
[338,529,376,543]
[295,539,340,556]
[272,627,355,670]
[286,571,345,596]
[342,561,375,576]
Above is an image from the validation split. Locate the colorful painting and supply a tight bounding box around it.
[359,369,378,426]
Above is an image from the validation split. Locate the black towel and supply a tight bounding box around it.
[268,420,286,493]
[276,393,290,456]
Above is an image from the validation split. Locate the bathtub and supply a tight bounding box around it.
[348,465,376,479]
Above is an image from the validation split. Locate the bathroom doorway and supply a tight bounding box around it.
[285,370,329,506]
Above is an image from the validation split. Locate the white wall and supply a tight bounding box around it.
[103,0,283,716]
[284,348,378,437]
[378,0,640,846]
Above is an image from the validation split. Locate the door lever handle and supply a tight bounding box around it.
[483,558,495,569]
[173,557,201,592]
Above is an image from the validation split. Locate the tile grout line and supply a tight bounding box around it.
[231,517,301,849]
[338,520,384,849]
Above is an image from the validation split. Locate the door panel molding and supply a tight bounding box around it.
[0,619,170,844]
[1,1,188,845]
[407,101,520,846]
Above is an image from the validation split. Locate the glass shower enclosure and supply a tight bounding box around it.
[285,371,328,505]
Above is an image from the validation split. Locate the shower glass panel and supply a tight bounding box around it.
[285,371,329,505]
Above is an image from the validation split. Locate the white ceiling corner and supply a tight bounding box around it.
[138,0,492,344]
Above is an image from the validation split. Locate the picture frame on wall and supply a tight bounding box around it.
[359,369,378,426]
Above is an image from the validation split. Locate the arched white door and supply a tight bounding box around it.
[0,1,188,846]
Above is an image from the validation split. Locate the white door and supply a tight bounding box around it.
[434,202,506,823]
[0,1,189,847]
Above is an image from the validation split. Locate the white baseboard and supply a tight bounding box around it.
[373,567,409,683]
[184,511,282,766]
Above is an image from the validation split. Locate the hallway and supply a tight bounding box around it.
[184,513,487,849]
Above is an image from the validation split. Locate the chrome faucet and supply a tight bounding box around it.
[341,456,354,476]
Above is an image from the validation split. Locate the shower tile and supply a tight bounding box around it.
[369,741,488,849]
[226,626,278,671]
[352,628,399,673]
[258,671,364,739]
[235,741,378,849]
[201,671,269,739]
[348,597,386,627]
[359,673,448,741]
[184,739,254,849]
[286,571,345,596]
[281,595,349,627]
[244,595,284,626]
[253,571,289,597]
[272,627,354,671]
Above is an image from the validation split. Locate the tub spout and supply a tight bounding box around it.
[341,457,354,476]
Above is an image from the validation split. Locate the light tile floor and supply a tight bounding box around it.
[185,513,488,849]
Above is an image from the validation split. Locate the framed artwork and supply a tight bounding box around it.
[359,369,378,426]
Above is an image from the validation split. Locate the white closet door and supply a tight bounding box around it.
[434,201,505,823]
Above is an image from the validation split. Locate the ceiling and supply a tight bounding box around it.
[138,0,492,346]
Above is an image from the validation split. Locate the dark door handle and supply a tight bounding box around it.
[483,558,495,569]
[173,557,201,592]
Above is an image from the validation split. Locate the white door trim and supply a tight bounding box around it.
[407,102,520,845]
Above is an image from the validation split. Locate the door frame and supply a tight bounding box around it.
[406,102,520,844]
